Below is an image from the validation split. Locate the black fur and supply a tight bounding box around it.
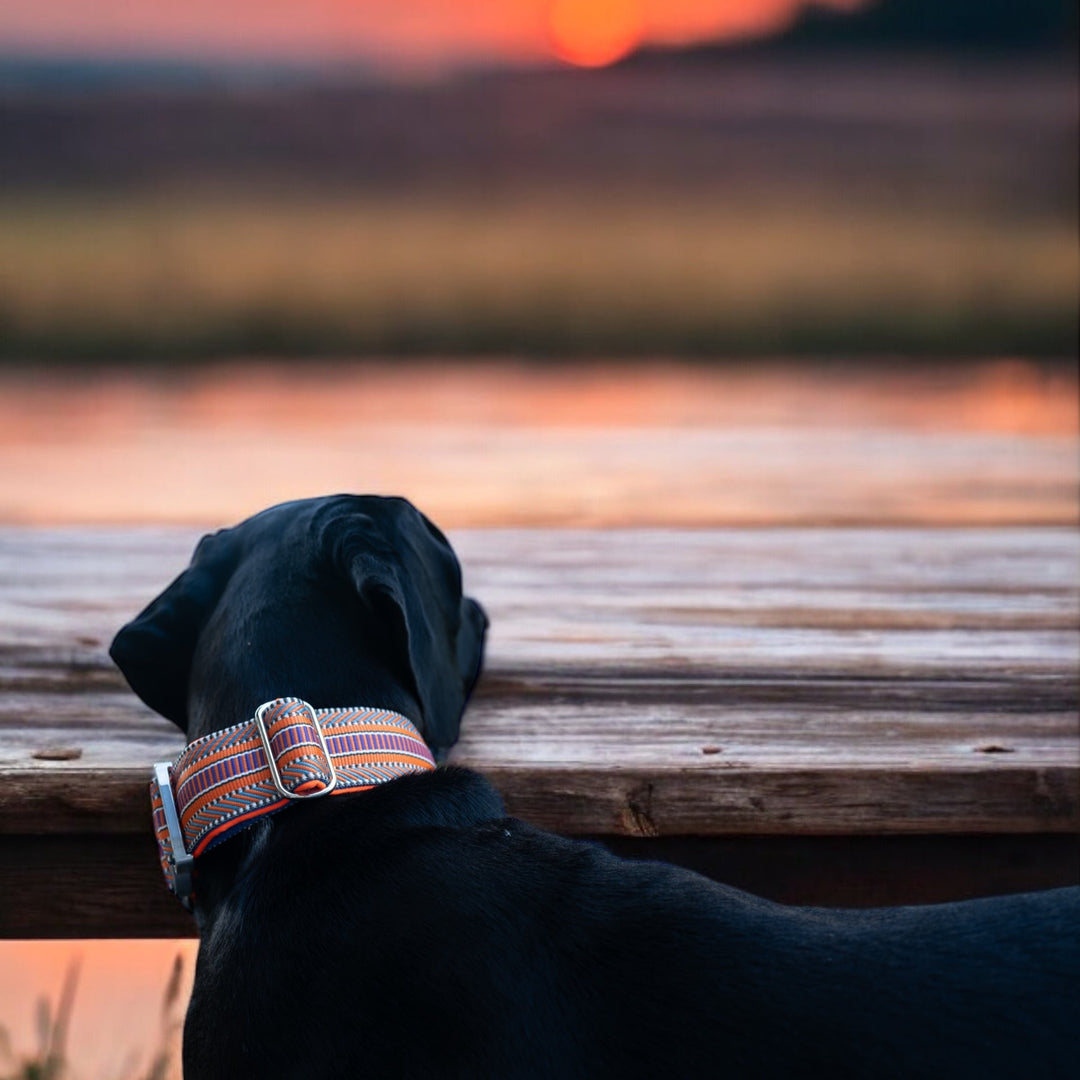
[110,495,1079,1079]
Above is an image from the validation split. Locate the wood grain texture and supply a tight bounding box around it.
[1,527,1076,838]
[1,525,1077,936]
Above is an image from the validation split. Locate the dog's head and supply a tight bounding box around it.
[110,495,487,751]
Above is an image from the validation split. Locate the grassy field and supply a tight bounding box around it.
[1,192,1075,360]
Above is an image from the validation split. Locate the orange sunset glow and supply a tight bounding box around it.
[549,0,645,67]
[0,1,865,67]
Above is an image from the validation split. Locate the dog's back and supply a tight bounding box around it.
[184,769,1080,1080]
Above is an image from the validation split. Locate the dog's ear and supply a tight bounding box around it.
[457,596,488,702]
[339,503,486,751]
[109,529,241,731]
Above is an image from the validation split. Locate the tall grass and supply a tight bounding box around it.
[0,956,183,1080]
[1,193,1075,359]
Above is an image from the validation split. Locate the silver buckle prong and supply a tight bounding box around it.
[254,698,338,800]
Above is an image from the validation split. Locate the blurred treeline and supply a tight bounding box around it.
[0,0,1076,362]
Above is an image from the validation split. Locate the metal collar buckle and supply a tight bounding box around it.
[152,760,195,911]
[254,698,339,800]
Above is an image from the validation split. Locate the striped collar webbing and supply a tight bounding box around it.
[150,697,435,907]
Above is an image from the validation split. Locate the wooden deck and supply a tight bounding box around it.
[1,525,1077,937]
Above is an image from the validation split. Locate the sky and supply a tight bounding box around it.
[0,0,863,69]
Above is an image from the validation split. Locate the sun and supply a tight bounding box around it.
[547,0,645,68]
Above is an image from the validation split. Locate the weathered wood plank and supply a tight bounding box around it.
[0,525,1077,936]
[1,527,1076,842]
[4,527,1078,666]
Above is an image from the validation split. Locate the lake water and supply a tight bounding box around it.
[1,358,1076,527]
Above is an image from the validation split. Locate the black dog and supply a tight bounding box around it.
[111,495,1078,1079]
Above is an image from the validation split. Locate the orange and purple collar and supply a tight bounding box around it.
[150,697,436,910]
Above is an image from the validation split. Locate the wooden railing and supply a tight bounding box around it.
[1,527,1077,937]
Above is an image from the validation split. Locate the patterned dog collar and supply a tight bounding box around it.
[150,697,436,910]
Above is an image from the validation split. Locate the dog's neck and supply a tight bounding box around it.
[179,695,440,933]
[185,653,425,745]
[191,762,505,943]
[177,649,434,928]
